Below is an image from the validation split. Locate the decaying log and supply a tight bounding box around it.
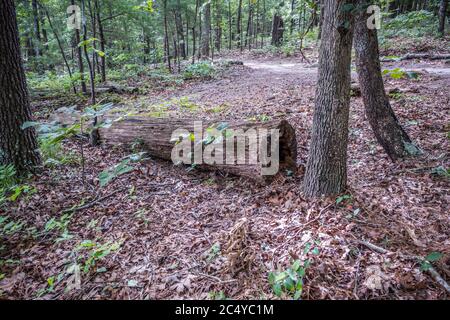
[49,108,298,183]
[381,53,450,62]
[98,117,297,184]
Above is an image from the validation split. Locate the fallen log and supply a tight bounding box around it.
[49,108,298,183]
[98,117,298,184]
[381,53,450,62]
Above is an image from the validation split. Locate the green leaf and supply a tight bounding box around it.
[272,283,282,297]
[425,252,443,262]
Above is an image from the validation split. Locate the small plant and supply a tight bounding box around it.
[336,194,352,205]
[98,159,134,187]
[208,290,227,300]
[268,242,320,300]
[268,260,310,300]
[0,165,35,207]
[420,252,443,271]
[76,240,121,273]
[206,243,221,262]
[382,68,406,80]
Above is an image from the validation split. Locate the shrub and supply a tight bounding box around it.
[183,61,216,80]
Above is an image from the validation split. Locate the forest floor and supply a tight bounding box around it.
[1,41,450,300]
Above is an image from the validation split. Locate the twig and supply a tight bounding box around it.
[357,240,450,294]
[61,187,126,214]
[196,273,238,284]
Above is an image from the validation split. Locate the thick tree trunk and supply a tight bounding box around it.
[271,13,284,46]
[439,0,448,36]
[303,0,356,197]
[0,0,41,173]
[201,2,211,58]
[354,2,420,161]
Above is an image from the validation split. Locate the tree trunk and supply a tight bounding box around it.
[317,0,324,40]
[95,0,106,82]
[271,13,284,46]
[303,0,356,197]
[214,0,222,52]
[163,0,172,70]
[0,0,41,173]
[237,0,243,51]
[201,2,211,58]
[72,0,87,94]
[40,2,77,94]
[31,0,41,57]
[192,0,200,64]
[354,1,420,161]
[174,0,187,59]
[439,0,448,36]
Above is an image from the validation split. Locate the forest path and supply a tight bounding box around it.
[243,59,450,77]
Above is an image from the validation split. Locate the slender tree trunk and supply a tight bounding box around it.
[303,0,356,197]
[192,0,200,63]
[72,0,87,94]
[439,0,448,36]
[40,3,77,94]
[0,0,41,173]
[237,0,243,51]
[214,0,222,52]
[95,0,106,82]
[31,0,41,57]
[22,0,35,59]
[163,0,172,71]
[354,1,420,161]
[81,0,96,104]
[174,0,187,59]
[201,2,211,58]
[228,0,232,50]
[317,0,324,40]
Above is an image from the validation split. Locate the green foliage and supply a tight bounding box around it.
[336,194,352,205]
[382,68,406,80]
[208,291,228,300]
[268,242,320,299]
[382,10,440,38]
[76,240,121,273]
[22,121,80,167]
[0,165,34,207]
[98,159,134,187]
[420,252,443,271]
[183,62,216,80]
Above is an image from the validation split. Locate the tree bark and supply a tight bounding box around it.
[95,0,107,82]
[354,1,420,161]
[174,0,187,59]
[31,0,41,57]
[271,13,284,46]
[0,0,41,173]
[303,0,356,197]
[439,0,448,36]
[201,2,211,58]
[237,0,243,51]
